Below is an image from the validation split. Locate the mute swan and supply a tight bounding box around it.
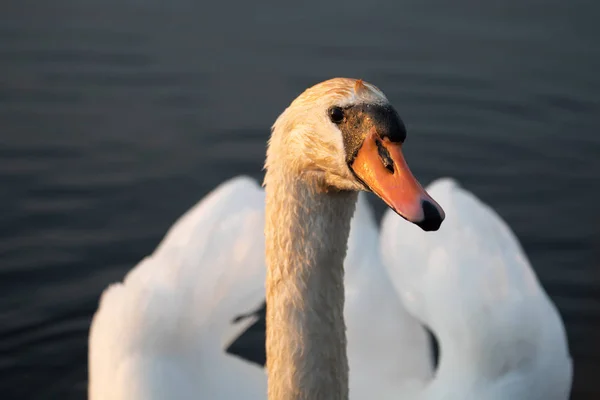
[89,78,445,400]
[89,78,572,400]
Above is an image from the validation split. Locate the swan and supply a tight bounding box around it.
[89,78,572,400]
[89,77,445,400]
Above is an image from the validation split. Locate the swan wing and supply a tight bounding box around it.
[380,177,572,399]
[88,176,267,400]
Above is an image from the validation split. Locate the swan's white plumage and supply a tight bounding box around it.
[89,176,268,400]
[89,176,572,399]
[380,178,572,399]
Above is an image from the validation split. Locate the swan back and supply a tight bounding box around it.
[380,178,572,399]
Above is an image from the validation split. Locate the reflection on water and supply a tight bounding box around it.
[1,0,599,398]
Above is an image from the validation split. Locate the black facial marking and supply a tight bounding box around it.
[375,138,395,173]
[332,103,407,164]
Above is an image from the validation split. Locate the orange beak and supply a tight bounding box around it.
[350,129,445,231]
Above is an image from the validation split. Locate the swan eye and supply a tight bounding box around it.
[328,107,345,124]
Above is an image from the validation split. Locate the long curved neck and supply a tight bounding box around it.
[264,165,356,400]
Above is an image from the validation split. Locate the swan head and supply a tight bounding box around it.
[266,77,445,231]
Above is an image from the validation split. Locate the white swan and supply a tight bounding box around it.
[88,78,572,399]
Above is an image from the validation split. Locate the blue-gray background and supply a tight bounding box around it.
[1,0,598,398]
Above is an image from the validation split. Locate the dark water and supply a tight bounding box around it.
[1,0,599,398]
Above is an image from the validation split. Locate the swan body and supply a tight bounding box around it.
[89,177,572,400]
[89,78,571,399]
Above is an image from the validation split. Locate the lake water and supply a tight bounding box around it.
[1,0,599,398]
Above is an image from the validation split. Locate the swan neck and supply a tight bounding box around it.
[264,168,356,400]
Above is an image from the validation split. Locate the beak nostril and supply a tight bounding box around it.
[375,138,395,173]
[416,200,444,231]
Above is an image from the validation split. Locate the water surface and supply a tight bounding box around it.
[1,0,599,398]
